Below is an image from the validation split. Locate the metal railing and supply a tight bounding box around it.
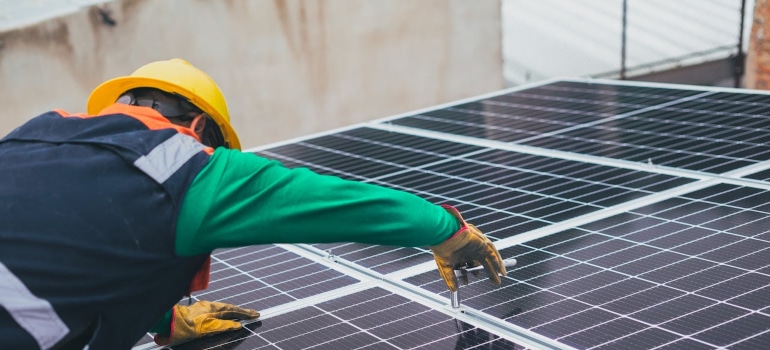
[613,0,748,87]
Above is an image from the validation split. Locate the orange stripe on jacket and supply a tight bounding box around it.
[54,104,214,155]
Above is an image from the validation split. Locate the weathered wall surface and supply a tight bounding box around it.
[0,0,503,148]
[747,0,770,89]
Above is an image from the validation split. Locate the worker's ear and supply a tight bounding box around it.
[191,115,206,138]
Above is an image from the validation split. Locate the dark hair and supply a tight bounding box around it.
[119,88,226,148]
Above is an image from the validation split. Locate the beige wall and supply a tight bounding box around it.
[0,0,503,148]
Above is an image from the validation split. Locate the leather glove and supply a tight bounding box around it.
[154,300,260,346]
[429,205,507,292]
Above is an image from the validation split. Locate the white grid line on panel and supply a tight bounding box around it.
[506,91,715,144]
[283,244,568,350]
[558,77,770,96]
[253,282,374,322]
[384,82,770,178]
[404,204,770,348]
[367,123,770,192]
[332,132,473,158]
[593,308,770,350]
[369,115,770,191]
[390,178,721,280]
[542,125,766,169]
[497,245,768,328]
[262,148,565,227]
[624,112,770,138]
[493,91,770,139]
[475,265,732,350]
[535,82,707,99]
[469,228,770,347]
[197,254,298,308]
[724,328,770,349]
[333,246,424,272]
[260,303,367,349]
[269,138,691,233]
[269,306,392,350]
[404,113,553,140]
[525,227,770,307]
[210,253,302,282]
[262,150,564,254]
[259,150,550,228]
[453,102,601,127]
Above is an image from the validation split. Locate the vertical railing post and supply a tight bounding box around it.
[621,0,628,80]
[736,0,747,88]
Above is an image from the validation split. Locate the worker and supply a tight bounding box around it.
[0,59,507,350]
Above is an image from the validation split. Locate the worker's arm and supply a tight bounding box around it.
[158,148,504,344]
[175,148,461,256]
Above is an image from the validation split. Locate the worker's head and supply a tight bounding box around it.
[86,59,241,150]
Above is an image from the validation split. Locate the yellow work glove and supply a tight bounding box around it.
[429,205,507,292]
[154,300,260,346]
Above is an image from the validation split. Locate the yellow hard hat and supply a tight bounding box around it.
[87,58,241,150]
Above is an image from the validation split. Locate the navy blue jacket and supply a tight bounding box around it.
[0,105,212,350]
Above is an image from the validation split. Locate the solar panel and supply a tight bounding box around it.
[133,78,770,350]
[406,183,770,349]
[390,81,770,173]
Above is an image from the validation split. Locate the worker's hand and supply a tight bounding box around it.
[154,301,260,346]
[429,205,507,292]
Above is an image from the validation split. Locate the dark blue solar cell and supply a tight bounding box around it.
[530,308,617,339]
[670,233,742,256]
[588,244,661,269]
[727,216,770,237]
[524,263,601,288]
[506,299,588,328]
[659,303,748,335]
[171,321,268,350]
[631,294,715,325]
[729,286,770,311]
[572,277,655,305]
[564,238,636,261]
[560,317,647,349]
[637,258,714,284]
[729,331,770,350]
[655,338,719,350]
[693,313,770,347]
[593,327,681,350]
[549,270,627,297]
[601,285,685,315]
[728,250,770,270]
[700,239,770,263]
[665,264,744,292]
[383,82,770,173]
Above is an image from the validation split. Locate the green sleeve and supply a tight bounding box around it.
[175,148,460,256]
[148,309,172,336]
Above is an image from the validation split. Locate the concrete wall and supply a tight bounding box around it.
[747,0,770,90]
[0,0,503,148]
